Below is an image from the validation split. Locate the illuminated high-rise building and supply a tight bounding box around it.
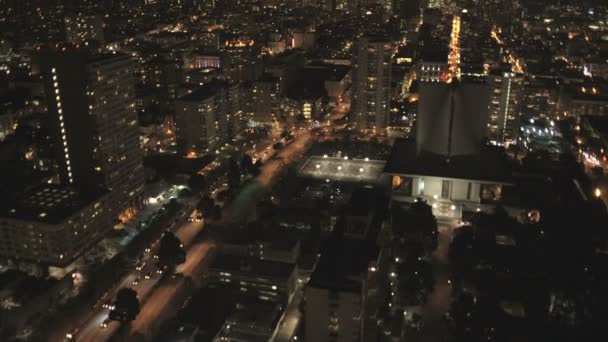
[39,47,144,222]
[487,70,524,145]
[351,35,392,134]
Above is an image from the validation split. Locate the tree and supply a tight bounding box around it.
[188,173,206,194]
[408,200,438,252]
[197,195,214,218]
[178,188,192,198]
[449,225,476,275]
[227,158,241,190]
[109,287,140,322]
[251,159,262,176]
[242,154,254,174]
[212,205,222,220]
[157,231,185,270]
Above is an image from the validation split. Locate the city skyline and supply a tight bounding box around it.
[0,1,607,341]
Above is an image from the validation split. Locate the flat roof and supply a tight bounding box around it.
[0,185,106,224]
[308,188,386,292]
[177,79,227,102]
[209,254,296,280]
[384,139,512,183]
[225,301,281,330]
[299,156,386,183]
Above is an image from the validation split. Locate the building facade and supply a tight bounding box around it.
[175,80,245,154]
[487,71,524,145]
[0,185,110,275]
[39,48,145,222]
[351,35,392,134]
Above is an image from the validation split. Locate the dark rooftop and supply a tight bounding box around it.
[583,115,608,136]
[0,185,107,224]
[177,79,227,102]
[383,139,513,183]
[308,188,386,292]
[209,254,296,280]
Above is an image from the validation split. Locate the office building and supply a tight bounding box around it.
[351,35,392,134]
[39,47,145,222]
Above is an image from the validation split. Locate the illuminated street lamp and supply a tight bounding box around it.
[594,187,602,198]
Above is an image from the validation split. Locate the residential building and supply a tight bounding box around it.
[251,75,281,127]
[175,79,245,155]
[0,185,110,275]
[487,70,524,145]
[351,35,392,134]
[38,47,144,222]
[208,254,298,304]
[64,14,104,45]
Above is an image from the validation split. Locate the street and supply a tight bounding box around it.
[58,216,205,342]
[228,129,312,221]
[57,125,314,342]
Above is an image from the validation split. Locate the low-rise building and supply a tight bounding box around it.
[304,187,389,342]
[208,254,298,304]
[213,301,282,342]
[0,185,110,276]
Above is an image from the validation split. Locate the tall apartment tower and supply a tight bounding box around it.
[175,79,247,155]
[39,47,144,222]
[351,35,392,134]
[487,71,524,145]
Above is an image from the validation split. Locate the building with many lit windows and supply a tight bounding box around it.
[0,185,110,276]
[351,35,392,134]
[175,80,245,155]
[487,70,524,145]
[208,254,298,305]
[251,74,281,127]
[38,47,145,223]
[64,14,104,45]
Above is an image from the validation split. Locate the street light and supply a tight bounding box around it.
[594,187,601,198]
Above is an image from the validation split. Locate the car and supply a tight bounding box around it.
[132,277,140,286]
[144,270,154,279]
[100,319,110,329]
[135,261,146,271]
